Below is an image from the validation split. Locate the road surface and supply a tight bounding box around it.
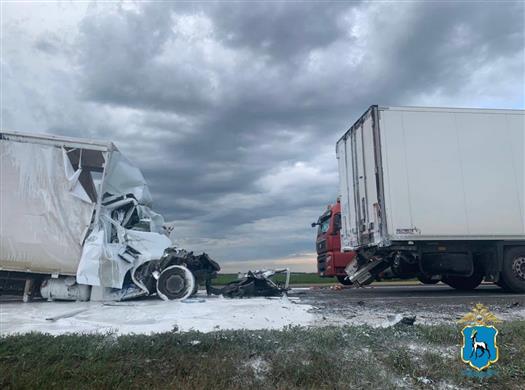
[290,283,524,326]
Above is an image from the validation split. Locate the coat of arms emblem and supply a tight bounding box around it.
[459,304,501,371]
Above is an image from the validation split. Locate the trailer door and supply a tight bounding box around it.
[336,138,356,250]
[348,107,387,248]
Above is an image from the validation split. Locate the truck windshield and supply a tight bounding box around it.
[318,218,330,234]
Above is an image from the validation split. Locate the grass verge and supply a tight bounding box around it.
[1,321,523,389]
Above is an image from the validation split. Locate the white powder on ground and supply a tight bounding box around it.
[0,294,314,336]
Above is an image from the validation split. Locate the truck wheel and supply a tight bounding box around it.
[417,274,439,285]
[337,275,352,286]
[500,247,525,293]
[156,265,195,301]
[443,273,483,291]
[191,282,199,296]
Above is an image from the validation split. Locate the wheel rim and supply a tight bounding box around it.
[512,256,525,281]
[157,265,196,301]
[165,274,185,294]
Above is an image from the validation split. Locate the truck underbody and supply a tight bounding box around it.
[347,240,525,293]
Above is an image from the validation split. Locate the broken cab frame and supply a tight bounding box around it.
[0,130,218,301]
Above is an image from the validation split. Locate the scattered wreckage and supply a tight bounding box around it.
[0,131,221,302]
[207,268,290,298]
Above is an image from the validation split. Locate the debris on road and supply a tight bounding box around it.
[207,268,290,298]
[45,308,89,322]
[395,315,417,326]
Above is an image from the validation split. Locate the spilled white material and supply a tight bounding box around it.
[0,295,315,335]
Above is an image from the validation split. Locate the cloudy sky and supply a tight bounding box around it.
[2,1,524,272]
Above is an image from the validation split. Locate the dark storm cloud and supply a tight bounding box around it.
[199,2,353,59]
[361,3,525,101]
[71,1,524,258]
[3,1,523,266]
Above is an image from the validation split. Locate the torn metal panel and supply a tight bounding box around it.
[73,146,173,290]
[76,192,173,289]
[62,147,103,203]
[102,151,153,205]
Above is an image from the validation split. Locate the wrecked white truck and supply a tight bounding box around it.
[0,131,219,302]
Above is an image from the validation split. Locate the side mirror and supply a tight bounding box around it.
[311,222,317,228]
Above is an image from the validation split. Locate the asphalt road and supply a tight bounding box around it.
[289,283,525,324]
[293,283,524,303]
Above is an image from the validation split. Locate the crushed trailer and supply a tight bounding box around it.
[0,131,218,302]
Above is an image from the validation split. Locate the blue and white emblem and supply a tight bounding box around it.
[459,304,501,372]
[461,325,499,371]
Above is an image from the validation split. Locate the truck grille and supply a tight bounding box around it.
[317,254,327,273]
[316,240,327,254]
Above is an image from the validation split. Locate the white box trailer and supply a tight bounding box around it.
[336,106,525,292]
[0,131,217,301]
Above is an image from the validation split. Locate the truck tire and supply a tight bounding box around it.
[443,273,483,291]
[337,275,352,286]
[191,282,199,296]
[417,274,439,285]
[156,265,195,301]
[500,247,525,293]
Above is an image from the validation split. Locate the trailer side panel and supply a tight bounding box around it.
[0,140,96,274]
[380,107,525,242]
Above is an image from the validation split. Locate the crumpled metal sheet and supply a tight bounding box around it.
[1,132,175,292]
[0,130,224,302]
[76,187,171,288]
[103,151,153,205]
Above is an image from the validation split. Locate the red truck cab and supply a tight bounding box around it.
[312,200,356,285]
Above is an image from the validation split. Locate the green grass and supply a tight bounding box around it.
[1,321,523,389]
